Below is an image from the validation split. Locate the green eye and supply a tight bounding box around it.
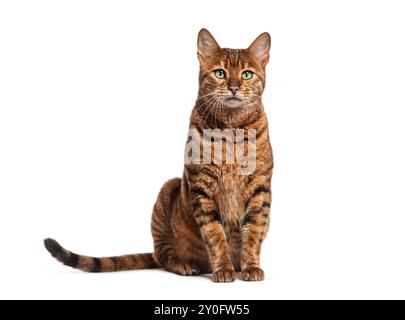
[242,70,253,80]
[214,69,226,79]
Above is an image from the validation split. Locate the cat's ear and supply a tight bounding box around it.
[248,32,271,67]
[197,29,220,63]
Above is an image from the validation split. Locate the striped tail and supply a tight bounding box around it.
[44,238,160,272]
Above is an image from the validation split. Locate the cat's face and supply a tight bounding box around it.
[197,29,270,110]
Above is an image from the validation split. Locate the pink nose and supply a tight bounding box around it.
[229,86,239,95]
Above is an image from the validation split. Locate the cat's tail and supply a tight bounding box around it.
[44,238,160,272]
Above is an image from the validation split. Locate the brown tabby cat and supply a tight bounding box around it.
[44,29,273,282]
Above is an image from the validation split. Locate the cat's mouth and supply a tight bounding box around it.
[224,96,243,108]
[226,96,242,102]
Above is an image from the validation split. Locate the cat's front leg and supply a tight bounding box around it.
[241,185,271,281]
[190,188,235,282]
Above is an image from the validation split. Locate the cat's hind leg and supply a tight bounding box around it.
[151,178,201,276]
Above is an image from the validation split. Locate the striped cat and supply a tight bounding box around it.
[45,29,273,282]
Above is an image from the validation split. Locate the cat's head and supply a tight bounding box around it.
[197,29,270,110]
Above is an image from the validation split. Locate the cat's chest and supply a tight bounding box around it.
[214,165,248,224]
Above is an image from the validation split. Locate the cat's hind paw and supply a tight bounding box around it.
[166,257,200,276]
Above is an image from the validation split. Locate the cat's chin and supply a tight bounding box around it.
[223,97,244,109]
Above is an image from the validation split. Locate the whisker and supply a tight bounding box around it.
[198,95,218,113]
[201,96,218,127]
[197,92,218,100]
[213,96,222,128]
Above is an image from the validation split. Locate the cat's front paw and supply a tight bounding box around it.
[242,267,265,281]
[213,268,236,283]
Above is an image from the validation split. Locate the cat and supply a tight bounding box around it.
[44,29,273,282]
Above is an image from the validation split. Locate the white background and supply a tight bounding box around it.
[1,0,405,300]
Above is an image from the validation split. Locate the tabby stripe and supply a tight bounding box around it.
[66,253,80,268]
[245,186,270,207]
[247,208,262,215]
[190,187,209,198]
[252,185,270,198]
[197,215,222,227]
[92,257,102,273]
[195,209,220,219]
[151,221,166,233]
[111,257,120,270]
[243,208,262,225]
[199,73,211,84]
[193,180,213,192]
[255,165,273,177]
[159,247,171,262]
[263,202,271,208]
[243,214,253,225]
[153,239,166,246]
[197,220,210,227]
[187,166,218,180]
[256,74,265,86]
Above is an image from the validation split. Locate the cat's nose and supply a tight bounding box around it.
[228,79,241,95]
[228,86,239,95]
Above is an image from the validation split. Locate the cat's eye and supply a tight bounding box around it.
[242,70,254,80]
[214,69,226,79]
